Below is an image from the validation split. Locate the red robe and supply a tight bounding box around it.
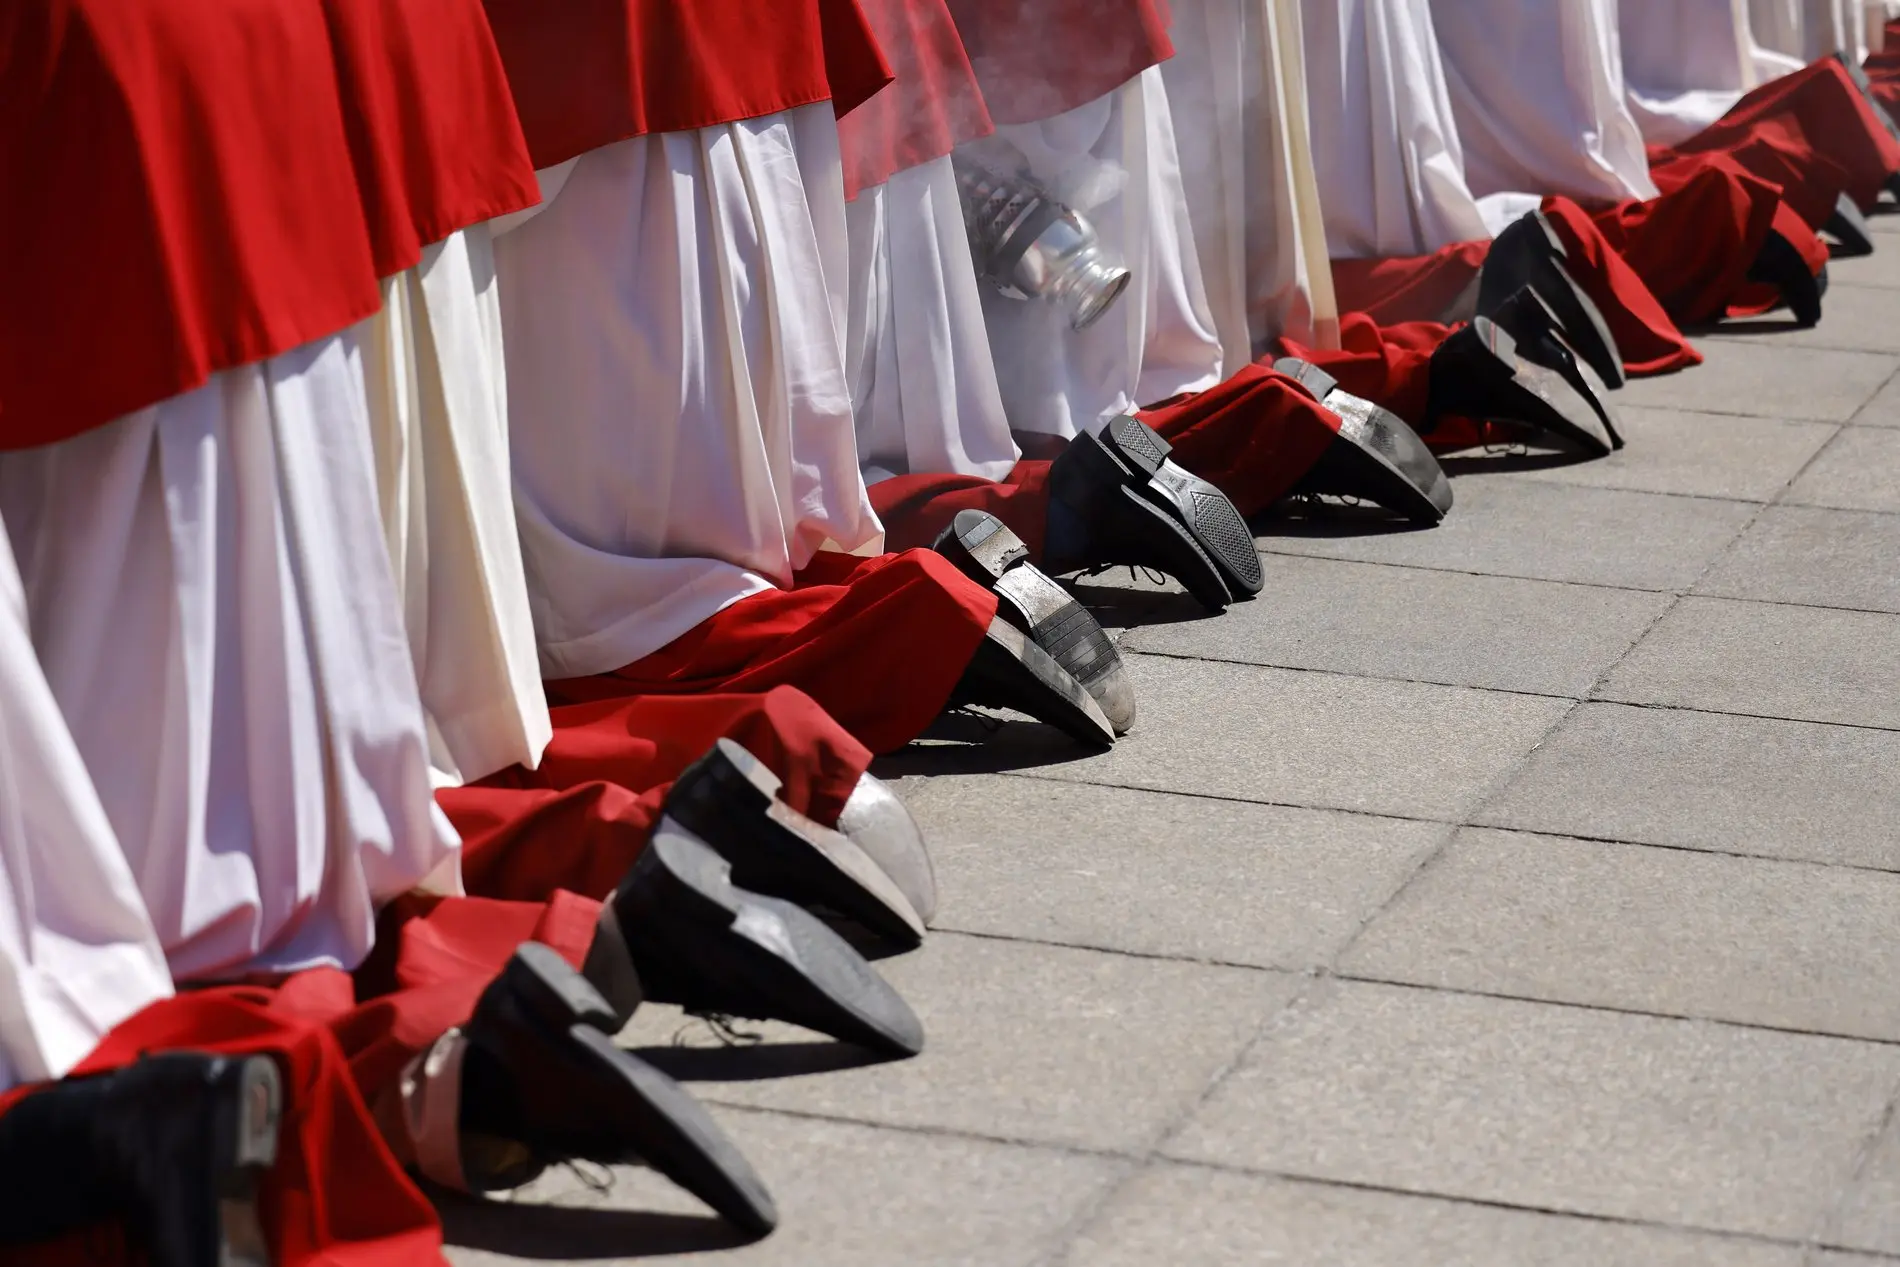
[0,0,385,448]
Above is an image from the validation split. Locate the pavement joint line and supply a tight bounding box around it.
[1812,1074,1900,1254]
[1248,546,1685,592]
[1135,1158,1881,1259]
[1328,970,1900,1052]
[1842,354,1900,427]
[1114,646,1900,737]
[663,1101,1900,1263]
[950,768,1900,876]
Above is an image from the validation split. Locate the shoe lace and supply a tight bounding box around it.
[676,1012,764,1048]
[1071,562,1171,587]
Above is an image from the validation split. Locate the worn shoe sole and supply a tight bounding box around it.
[1435,321,1614,458]
[597,821,926,1058]
[935,511,1135,734]
[1490,286,1625,449]
[955,617,1117,748]
[1095,416,1265,598]
[837,774,938,925]
[667,739,925,948]
[501,944,779,1238]
[1273,358,1452,524]
[1480,211,1624,389]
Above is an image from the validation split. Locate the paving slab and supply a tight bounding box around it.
[1164,980,1900,1239]
[1060,1164,1805,1267]
[1708,285,1900,355]
[1612,339,1895,422]
[1598,596,1900,729]
[1828,1104,1900,1257]
[1473,405,1836,502]
[902,774,1445,968]
[1260,477,1757,591]
[1341,827,1900,1041]
[1824,245,1900,289]
[959,653,1571,822]
[1121,554,1668,697]
[1848,365,1900,426]
[617,933,1300,1155]
[1476,702,1900,869]
[1788,427,1900,512]
[442,1110,1125,1267]
[1697,504,1900,612]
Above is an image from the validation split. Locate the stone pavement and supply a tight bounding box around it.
[445,229,1900,1265]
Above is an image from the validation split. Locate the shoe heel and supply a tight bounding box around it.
[674,737,782,814]
[935,509,1030,582]
[1100,416,1171,477]
[507,942,622,1036]
[216,1056,281,1267]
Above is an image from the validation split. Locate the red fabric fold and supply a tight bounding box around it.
[839,0,995,197]
[943,0,1172,124]
[481,0,893,169]
[1537,197,1702,375]
[1655,59,1900,226]
[0,0,384,448]
[544,550,997,755]
[321,0,540,276]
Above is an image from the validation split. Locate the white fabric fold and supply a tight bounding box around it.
[0,331,459,982]
[497,104,883,680]
[972,67,1225,440]
[0,510,171,1091]
[358,225,552,787]
[846,155,1020,483]
[1433,0,1660,205]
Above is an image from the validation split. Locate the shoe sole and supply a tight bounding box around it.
[959,618,1117,749]
[1097,417,1265,597]
[505,944,779,1237]
[210,1057,282,1267]
[1481,213,1624,389]
[1312,392,1454,524]
[670,740,925,948]
[1825,193,1876,258]
[937,511,1135,734]
[606,821,926,1058]
[1492,287,1625,449]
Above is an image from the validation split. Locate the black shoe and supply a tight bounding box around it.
[461,943,777,1237]
[1747,227,1824,326]
[665,739,925,948]
[1824,191,1876,257]
[1041,428,1235,614]
[1487,286,1624,449]
[0,1052,282,1267]
[838,772,937,924]
[1273,358,1453,525]
[1479,210,1625,388]
[584,817,926,1058]
[952,616,1117,748]
[1427,318,1616,458]
[935,510,1136,734]
[1044,417,1254,609]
